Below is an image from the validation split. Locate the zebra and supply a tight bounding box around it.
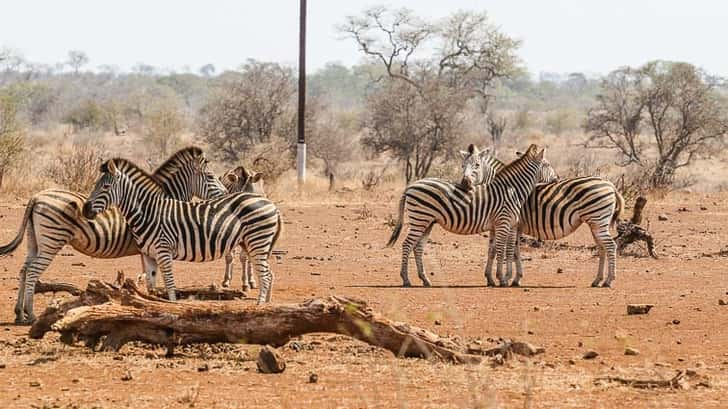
[387,144,546,287]
[219,165,266,290]
[1,147,227,324]
[82,158,282,304]
[463,151,625,287]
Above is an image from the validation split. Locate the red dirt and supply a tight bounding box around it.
[0,191,726,408]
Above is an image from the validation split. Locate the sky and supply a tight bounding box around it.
[1,0,727,76]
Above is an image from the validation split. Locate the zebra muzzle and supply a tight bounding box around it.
[82,202,98,220]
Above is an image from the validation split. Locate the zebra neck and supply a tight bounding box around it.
[494,167,538,202]
[115,177,167,225]
[157,177,192,201]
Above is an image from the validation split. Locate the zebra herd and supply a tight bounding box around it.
[1,143,624,325]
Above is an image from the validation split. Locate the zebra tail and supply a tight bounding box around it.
[386,194,406,248]
[0,197,34,256]
[611,190,625,230]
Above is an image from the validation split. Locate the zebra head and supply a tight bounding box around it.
[83,159,124,220]
[459,144,497,190]
[221,166,265,195]
[155,147,228,200]
[515,150,558,183]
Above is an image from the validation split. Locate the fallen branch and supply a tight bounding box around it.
[616,196,658,258]
[35,281,83,296]
[30,278,487,364]
[595,370,687,389]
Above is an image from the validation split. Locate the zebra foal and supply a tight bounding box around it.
[219,165,265,290]
[387,144,546,287]
[1,147,226,324]
[82,158,282,304]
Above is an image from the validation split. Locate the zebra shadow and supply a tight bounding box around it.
[346,284,577,289]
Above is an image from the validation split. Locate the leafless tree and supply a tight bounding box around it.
[340,7,520,181]
[197,60,295,162]
[144,100,186,157]
[308,110,358,189]
[0,93,25,189]
[585,61,728,188]
[66,50,89,74]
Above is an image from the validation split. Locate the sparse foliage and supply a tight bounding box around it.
[0,92,25,189]
[45,143,105,192]
[144,101,186,157]
[66,50,89,74]
[586,61,728,189]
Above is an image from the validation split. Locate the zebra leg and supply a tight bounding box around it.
[414,225,433,287]
[141,254,158,291]
[505,228,518,286]
[20,251,59,324]
[484,229,497,287]
[14,267,28,323]
[251,253,273,304]
[399,230,420,287]
[593,224,617,288]
[222,251,234,288]
[242,253,256,291]
[494,224,511,287]
[512,230,525,287]
[157,254,177,302]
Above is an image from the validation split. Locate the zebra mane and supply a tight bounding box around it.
[153,146,204,177]
[493,146,538,181]
[102,158,166,193]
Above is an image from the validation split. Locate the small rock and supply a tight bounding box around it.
[0,363,5,369]
[658,214,669,221]
[556,268,564,274]
[583,351,599,360]
[310,272,321,276]
[627,304,654,315]
[672,319,681,325]
[720,299,727,306]
[700,206,708,211]
[434,320,442,326]
[533,306,540,312]
[309,373,318,383]
[72,379,80,383]
[624,347,640,356]
[568,359,576,365]
[29,381,41,387]
[257,346,286,374]
[121,370,133,381]
[113,356,123,361]
[197,363,209,372]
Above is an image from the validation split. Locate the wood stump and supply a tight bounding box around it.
[616,196,658,258]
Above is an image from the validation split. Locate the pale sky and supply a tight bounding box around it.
[1,0,726,76]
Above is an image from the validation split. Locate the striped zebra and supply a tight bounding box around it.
[466,152,625,287]
[219,165,265,290]
[2,147,227,324]
[387,144,546,287]
[82,158,282,304]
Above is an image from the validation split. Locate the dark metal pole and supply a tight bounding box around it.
[296,0,307,184]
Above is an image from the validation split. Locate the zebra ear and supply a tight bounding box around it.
[459,150,469,160]
[107,160,118,176]
[467,144,477,155]
[536,149,545,160]
[250,172,263,183]
[225,173,238,183]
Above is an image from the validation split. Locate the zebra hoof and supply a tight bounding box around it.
[420,280,432,288]
[402,282,413,288]
[590,281,601,288]
[510,281,521,288]
[221,281,230,288]
[601,282,612,288]
[486,281,497,287]
[249,283,257,290]
[242,285,250,292]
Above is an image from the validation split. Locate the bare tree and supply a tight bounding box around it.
[0,93,25,189]
[586,61,728,188]
[340,7,520,181]
[144,101,186,157]
[199,64,216,77]
[66,50,89,74]
[486,113,507,155]
[308,111,358,189]
[197,60,295,162]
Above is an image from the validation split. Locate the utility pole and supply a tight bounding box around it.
[296,0,307,185]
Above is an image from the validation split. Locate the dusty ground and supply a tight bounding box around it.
[0,190,727,408]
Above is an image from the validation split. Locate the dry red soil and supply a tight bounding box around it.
[0,191,726,408]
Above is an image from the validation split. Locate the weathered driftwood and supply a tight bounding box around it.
[34,281,83,296]
[616,196,658,258]
[30,278,489,364]
[595,370,688,389]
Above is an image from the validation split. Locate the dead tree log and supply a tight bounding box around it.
[30,279,487,364]
[616,196,658,258]
[35,281,83,296]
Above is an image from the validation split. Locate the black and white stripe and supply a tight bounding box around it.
[219,165,266,290]
[82,158,282,304]
[387,145,546,287]
[3,147,227,324]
